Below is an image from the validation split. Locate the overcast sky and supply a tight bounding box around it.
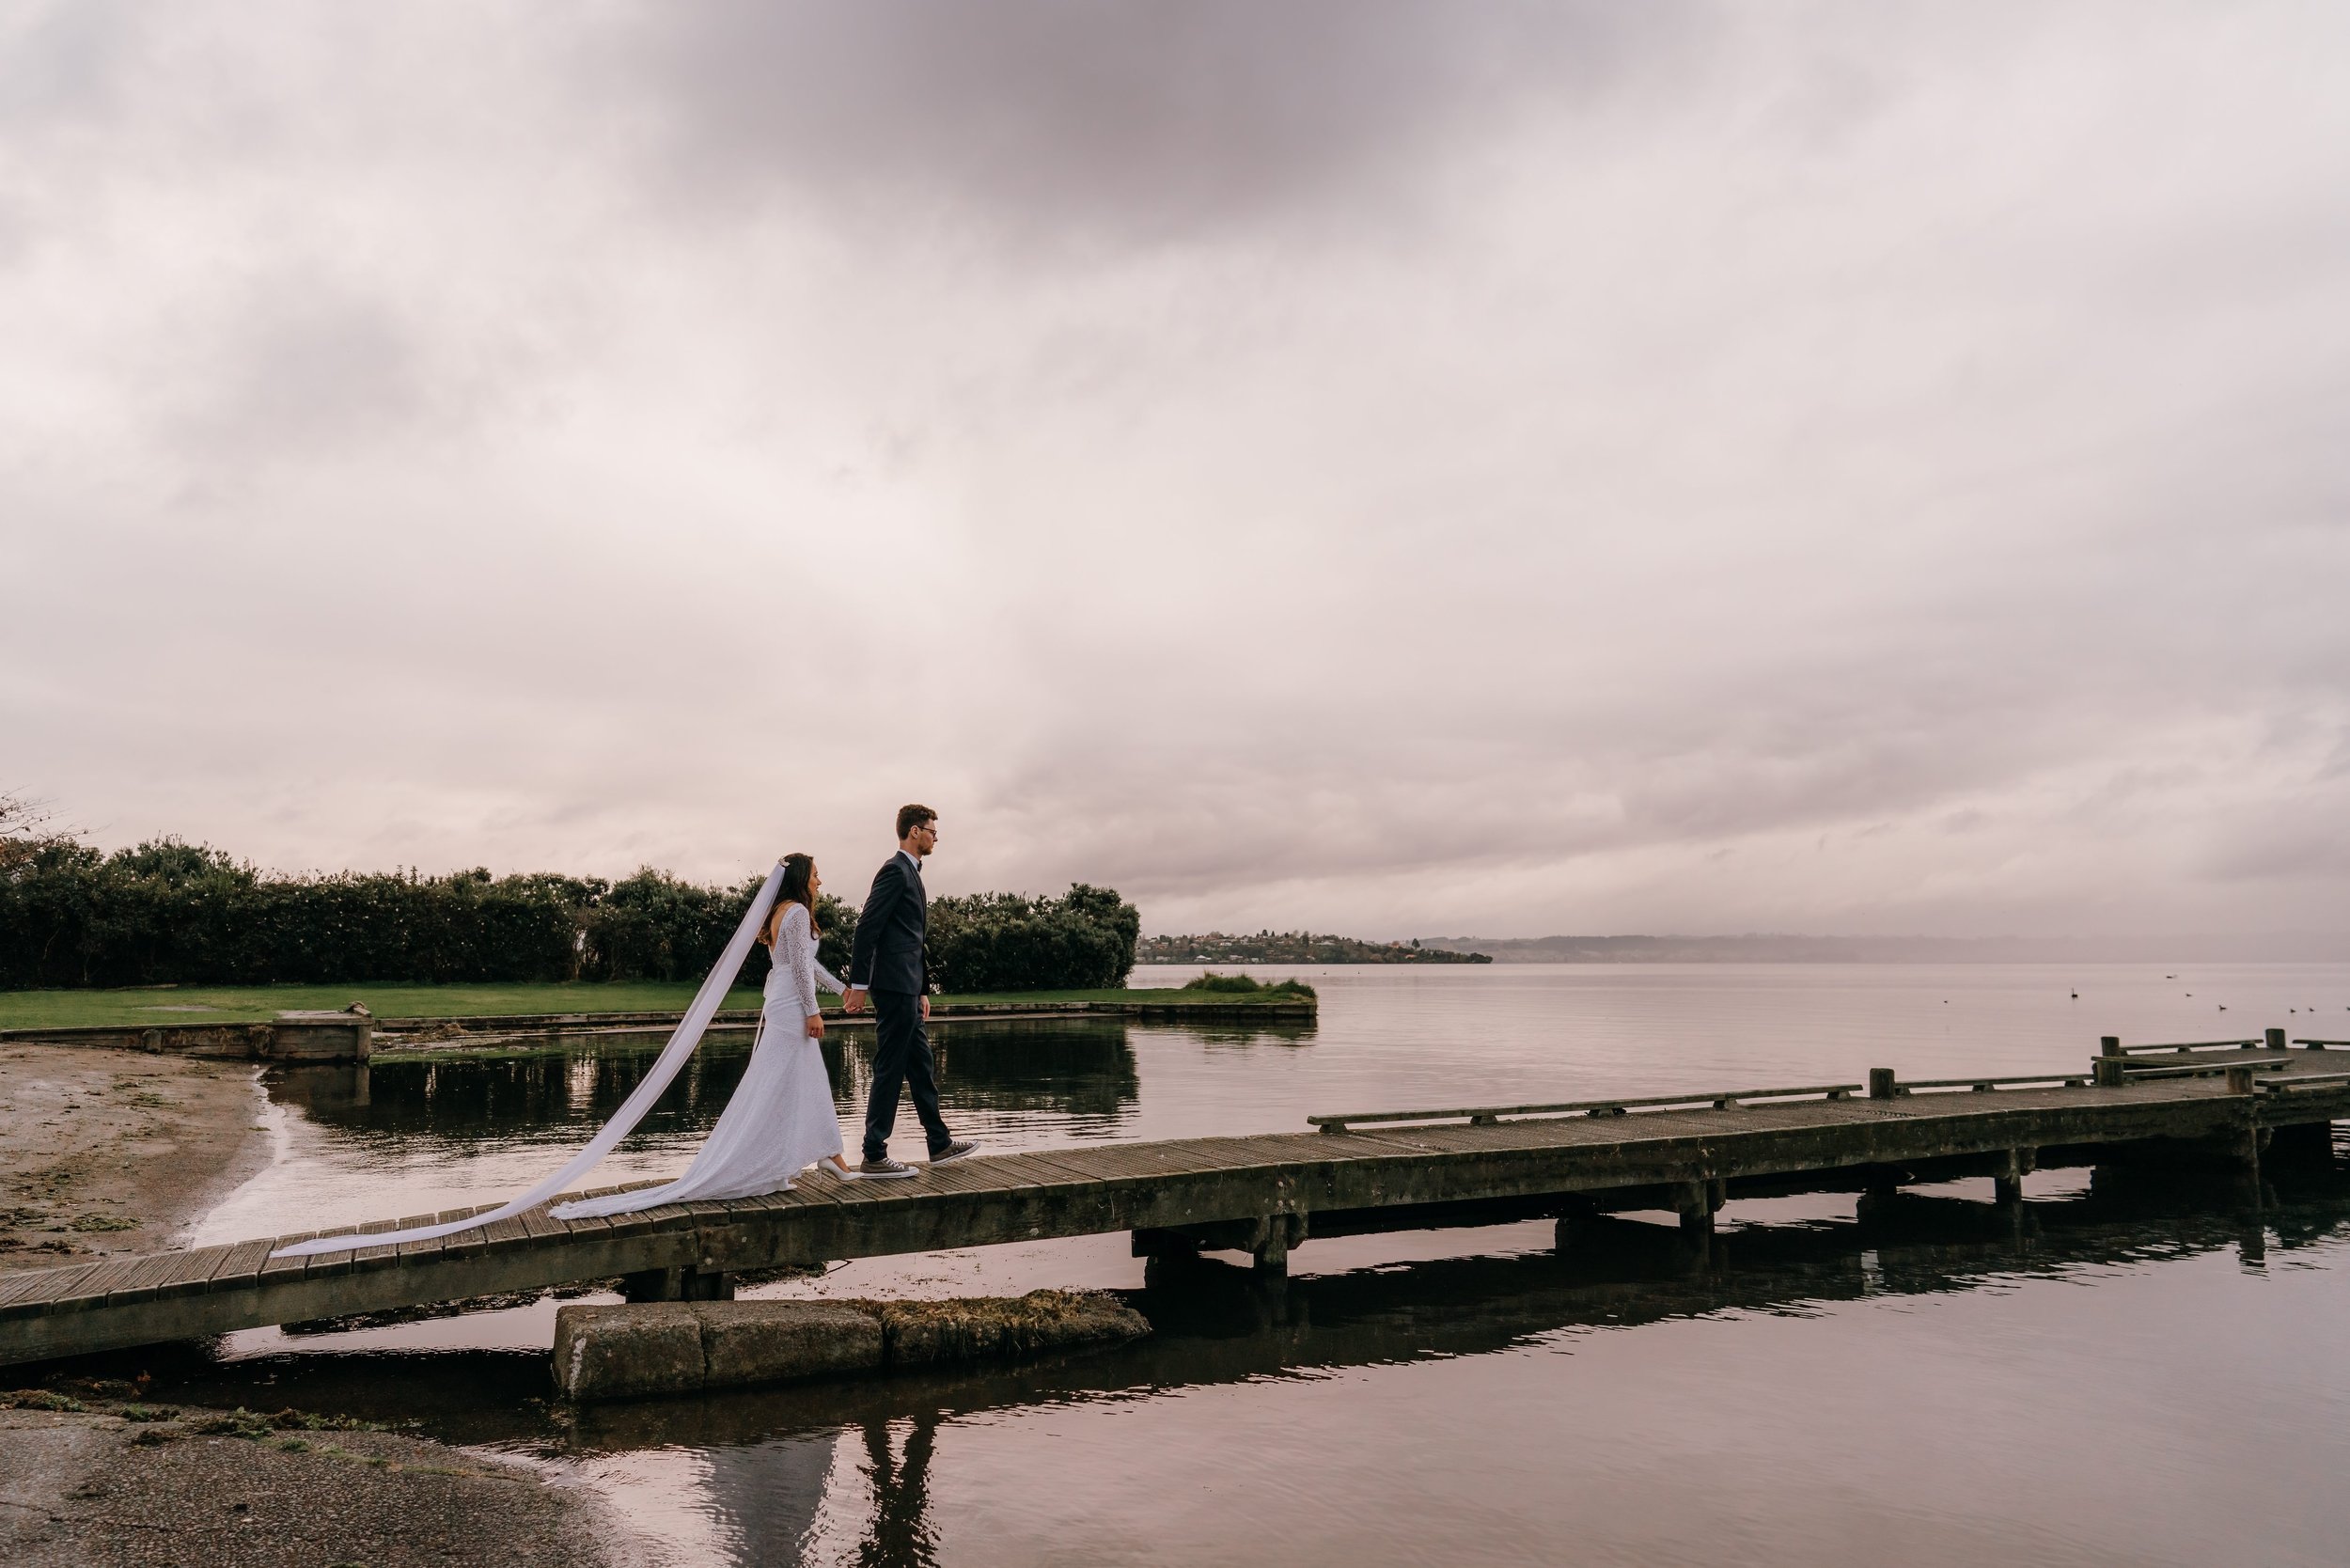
[4,2,2347,940]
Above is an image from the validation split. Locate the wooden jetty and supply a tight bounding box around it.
[2,1027,2342,1369]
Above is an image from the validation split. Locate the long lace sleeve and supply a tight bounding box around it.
[781,904,821,1019]
[812,951,848,998]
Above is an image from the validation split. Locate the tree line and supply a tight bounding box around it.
[1136,930,1491,964]
[0,810,1138,995]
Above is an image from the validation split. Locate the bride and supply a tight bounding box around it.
[554,852,854,1217]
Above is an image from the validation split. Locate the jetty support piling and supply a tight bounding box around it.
[1993,1148,2034,1206]
[619,1265,735,1303]
[1673,1180,1720,1236]
[1253,1216,1292,1276]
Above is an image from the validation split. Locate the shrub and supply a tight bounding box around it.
[1181,972,1317,998]
[924,884,1141,993]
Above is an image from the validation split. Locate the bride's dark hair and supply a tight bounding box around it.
[760,854,818,949]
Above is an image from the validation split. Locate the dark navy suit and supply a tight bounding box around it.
[850,850,952,1161]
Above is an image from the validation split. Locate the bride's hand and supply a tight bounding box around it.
[805,1012,825,1039]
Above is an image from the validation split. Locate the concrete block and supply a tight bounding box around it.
[695,1300,881,1389]
[876,1290,1151,1368]
[269,1011,372,1061]
[553,1303,704,1402]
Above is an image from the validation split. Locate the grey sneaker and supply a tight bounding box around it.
[929,1139,979,1166]
[855,1156,919,1180]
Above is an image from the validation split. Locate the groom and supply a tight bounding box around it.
[842,804,976,1177]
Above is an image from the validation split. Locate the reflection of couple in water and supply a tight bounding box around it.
[266,806,977,1258]
[558,804,978,1219]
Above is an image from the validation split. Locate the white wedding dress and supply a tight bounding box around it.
[273,861,793,1259]
[552,902,849,1219]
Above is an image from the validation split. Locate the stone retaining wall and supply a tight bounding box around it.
[0,1012,371,1061]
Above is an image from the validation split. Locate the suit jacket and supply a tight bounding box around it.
[848,852,928,994]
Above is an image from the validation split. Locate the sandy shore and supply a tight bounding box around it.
[0,1044,645,1568]
[0,1402,644,1568]
[0,1043,273,1263]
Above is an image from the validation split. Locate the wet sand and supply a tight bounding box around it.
[0,1043,273,1262]
[0,1403,639,1568]
[0,1044,644,1568]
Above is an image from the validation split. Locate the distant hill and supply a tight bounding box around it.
[1414,933,2345,963]
[1139,931,1491,964]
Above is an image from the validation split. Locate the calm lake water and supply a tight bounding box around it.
[161,963,2350,1567]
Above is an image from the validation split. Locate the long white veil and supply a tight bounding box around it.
[269,861,786,1259]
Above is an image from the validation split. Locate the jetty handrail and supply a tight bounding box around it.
[2293,1039,2345,1049]
[1893,1073,2091,1093]
[1309,1083,1863,1135]
[2113,1038,2263,1056]
[2119,1061,2259,1080]
[2254,1072,2350,1095]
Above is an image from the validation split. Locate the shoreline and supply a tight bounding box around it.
[0,1043,645,1568]
[0,981,1318,1034]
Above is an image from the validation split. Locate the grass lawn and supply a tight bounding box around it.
[0,979,1305,1031]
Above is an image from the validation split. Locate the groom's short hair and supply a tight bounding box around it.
[897,803,936,839]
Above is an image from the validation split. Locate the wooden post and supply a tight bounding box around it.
[1868,1068,1898,1100]
[2264,1027,2287,1051]
[1993,1148,2029,1206]
[2100,1036,2123,1057]
[1252,1213,1303,1276]
[1674,1181,1714,1235]
[1253,1229,1288,1275]
[2093,1058,2126,1088]
[2225,1064,2257,1095]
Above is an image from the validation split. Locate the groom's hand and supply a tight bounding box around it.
[919,994,931,1021]
[842,987,867,1014]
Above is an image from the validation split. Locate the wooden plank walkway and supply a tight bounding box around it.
[4,1046,2346,1368]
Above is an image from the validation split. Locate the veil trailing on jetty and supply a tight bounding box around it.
[268,861,786,1260]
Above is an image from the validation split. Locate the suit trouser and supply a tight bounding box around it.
[863,987,952,1162]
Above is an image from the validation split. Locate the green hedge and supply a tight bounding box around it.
[0,838,1135,993]
[0,839,858,990]
[925,884,1140,993]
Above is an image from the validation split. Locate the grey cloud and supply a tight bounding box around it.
[164,277,428,458]
[606,0,1704,241]
[2197,806,2350,885]
[0,0,140,131]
